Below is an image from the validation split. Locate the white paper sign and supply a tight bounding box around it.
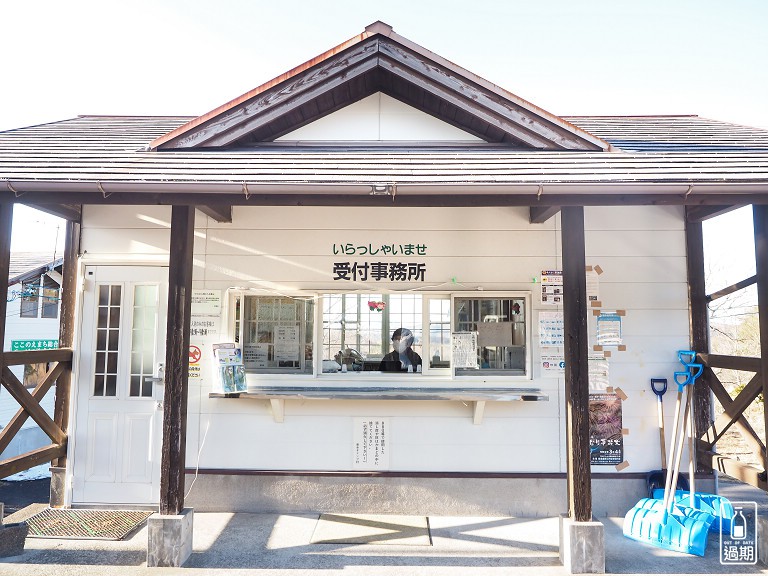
[244,343,269,368]
[274,325,299,362]
[191,289,222,317]
[596,311,622,346]
[452,332,478,369]
[539,311,565,347]
[353,418,390,470]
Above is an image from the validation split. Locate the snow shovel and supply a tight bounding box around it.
[646,378,688,498]
[655,360,735,532]
[623,370,714,555]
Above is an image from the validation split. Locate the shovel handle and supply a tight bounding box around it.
[651,378,667,397]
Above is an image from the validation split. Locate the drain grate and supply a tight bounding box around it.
[26,508,152,540]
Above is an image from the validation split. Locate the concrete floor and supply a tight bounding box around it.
[0,477,767,575]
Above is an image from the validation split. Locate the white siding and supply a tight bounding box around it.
[276,93,483,142]
[78,204,689,475]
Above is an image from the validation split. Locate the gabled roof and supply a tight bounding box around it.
[150,22,610,152]
[8,253,63,285]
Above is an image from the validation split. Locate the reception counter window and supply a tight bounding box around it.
[231,291,530,379]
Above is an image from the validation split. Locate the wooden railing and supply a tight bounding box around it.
[696,352,767,491]
[0,348,72,479]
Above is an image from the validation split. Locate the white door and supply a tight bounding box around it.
[71,266,167,505]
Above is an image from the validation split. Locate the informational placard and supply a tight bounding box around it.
[353,418,390,470]
[538,311,564,346]
[274,325,299,362]
[589,393,624,465]
[244,343,269,368]
[540,269,563,306]
[477,322,515,347]
[541,351,565,373]
[589,353,610,390]
[596,311,623,346]
[452,332,478,369]
[191,289,222,316]
[586,268,600,303]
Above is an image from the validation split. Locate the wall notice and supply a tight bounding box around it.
[589,393,624,465]
[538,311,564,347]
[353,418,390,470]
[452,332,478,369]
[540,270,563,306]
[596,311,623,346]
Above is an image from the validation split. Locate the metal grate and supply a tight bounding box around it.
[26,508,152,540]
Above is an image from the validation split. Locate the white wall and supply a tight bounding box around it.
[76,203,690,476]
[276,93,484,142]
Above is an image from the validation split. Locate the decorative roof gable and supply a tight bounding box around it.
[151,22,610,151]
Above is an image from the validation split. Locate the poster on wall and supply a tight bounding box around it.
[538,311,564,347]
[353,418,390,470]
[452,332,478,369]
[540,270,563,306]
[189,289,222,381]
[586,267,600,303]
[596,311,623,346]
[588,353,610,390]
[589,393,624,465]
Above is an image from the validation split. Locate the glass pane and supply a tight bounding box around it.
[142,376,152,397]
[107,352,118,373]
[94,375,105,396]
[96,329,107,351]
[109,306,120,328]
[130,375,141,397]
[106,375,117,396]
[242,296,312,373]
[110,285,121,306]
[99,285,110,306]
[454,297,526,377]
[97,307,108,328]
[96,352,106,373]
[108,329,119,351]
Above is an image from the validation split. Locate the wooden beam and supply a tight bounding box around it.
[685,213,713,446]
[707,275,757,302]
[753,204,768,469]
[698,449,767,492]
[3,348,74,366]
[159,205,195,515]
[1,366,66,444]
[0,444,66,480]
[9,191,768,209]
[0,203,11,397]
[53,219,80,468]
[197,204,232,223]
[378,41,604,150]
[24,203,82,222]
[706,370,766,468]
[699,353,761,372]
[686,205,740,222]
[529,206,560,224]
[163,40,380,149]
[0,362,65,455]
[561,206,592,522]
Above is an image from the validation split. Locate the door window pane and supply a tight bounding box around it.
[130,285,158,397]
[94,284,121,396]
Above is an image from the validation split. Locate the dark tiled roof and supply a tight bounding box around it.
[0,115,767,190]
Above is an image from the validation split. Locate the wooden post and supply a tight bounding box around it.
[684,210,713,450]
[52,220,80,469]
[561,206,592,522]
[753,205,768,467]
[159,205,195,515]
[0,203,12,368]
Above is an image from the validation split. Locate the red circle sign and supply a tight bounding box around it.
[189,345,202,364]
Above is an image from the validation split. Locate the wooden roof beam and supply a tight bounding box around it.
[158,40,381,149]
[530,206,561,223]
[197,204,232,223]
[686,204,741,222]
[24,203,81,222]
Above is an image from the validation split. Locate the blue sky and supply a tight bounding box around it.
[3,0,766,295]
